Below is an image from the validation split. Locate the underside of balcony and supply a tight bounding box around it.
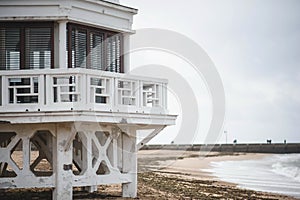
[0,110,176,126]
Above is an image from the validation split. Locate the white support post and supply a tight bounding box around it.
[53,124,73,200]
[123,33,130,73]
[110,77,115,107]
[58,21,67,69]
[1,75,7,106]
[81,74,87,108]
[39,74,45,107]
[45,74,52,105]
[22,136,31,175]
[114,78,118,107]
[86,75,91,107]
[164,83,168,110]
[137,80,142,108]
[122,128,137,198]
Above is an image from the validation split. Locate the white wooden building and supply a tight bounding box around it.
[0,0,176,199]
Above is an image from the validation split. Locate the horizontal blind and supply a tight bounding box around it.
[106,34,121,73]
[71,29,87,68]
[90,32,104,70]
[0,23,53,70]
[67,24,122,73]
[25,27,52,69]
[0,28,20,70]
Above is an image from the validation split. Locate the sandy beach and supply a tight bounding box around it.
[137,150,297,199]
[1,150,298,199]
[138,150,268,179]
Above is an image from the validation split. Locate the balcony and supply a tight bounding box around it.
[0,68,175,125]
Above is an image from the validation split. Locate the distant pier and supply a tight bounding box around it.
[140,143,300,153]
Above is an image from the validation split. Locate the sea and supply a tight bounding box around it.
[207,154,300,198]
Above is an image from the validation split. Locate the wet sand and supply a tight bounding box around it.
[138,150,268,179]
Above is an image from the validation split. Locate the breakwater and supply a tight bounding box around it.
[140,143,300,153]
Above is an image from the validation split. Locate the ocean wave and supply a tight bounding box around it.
[208,154,300,198]
[271,154,300,182]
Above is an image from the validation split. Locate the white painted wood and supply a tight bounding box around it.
[0,68,168,114]
[85,185,97,193]
[0,0,137,33]
[164,83,168,110]
[0,124,56,189]
[0,110,177,125]
[80,131,98,193]
[0,1,176,197]
[137,126,166,150]
[58,21,67,69]
[39,75,45,106]
[122,128,137,198]
[1,75,7,106]
[52,124,73,200]
[123,33,130,73]
[22,136,31,175]
[0,122,166,198]
[0,68,168,83]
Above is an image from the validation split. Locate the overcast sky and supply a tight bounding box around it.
[121,0,300,144]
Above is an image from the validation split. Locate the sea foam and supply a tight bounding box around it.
[271,154,300,182]
[208,154,300,198]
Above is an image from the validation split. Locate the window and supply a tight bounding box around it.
[0,22,53,70]
[107,34,121,73]
[67,24,123,73]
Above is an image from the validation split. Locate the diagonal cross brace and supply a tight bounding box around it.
[137,125,166,150]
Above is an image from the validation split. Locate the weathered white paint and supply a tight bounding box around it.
[123,33,131,73]
[53,124,73,200]
[58,21,67,69]
[0,111,176,126]
[0,123,155,197]
[0,0,137,33]
[137,126,167,150]
[122,128,137,198]
[0,1,176,199]
[0,68,170,115]
[0,124,56,189]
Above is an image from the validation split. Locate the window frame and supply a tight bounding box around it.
[67,23,124,73]
[0,21,54,70]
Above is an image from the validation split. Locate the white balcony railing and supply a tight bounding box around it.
[0,69,168,114]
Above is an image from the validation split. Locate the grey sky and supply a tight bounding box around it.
[121,0,300,143]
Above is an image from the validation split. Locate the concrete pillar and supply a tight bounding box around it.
[122,128,137,198]
[82,131,97,193]
[84,185,97,193]
[53,124,73,200]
